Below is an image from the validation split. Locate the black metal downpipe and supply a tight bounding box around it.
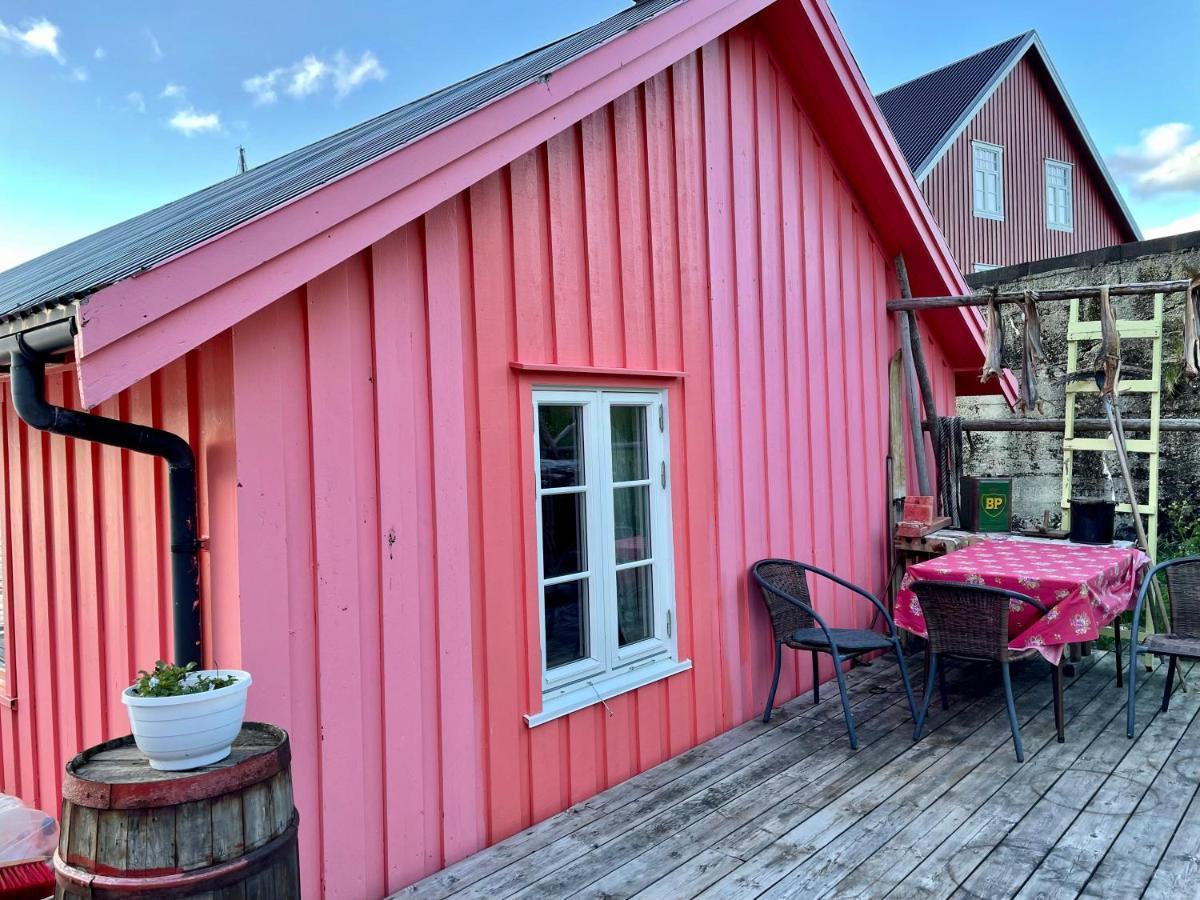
[9,346,202,667]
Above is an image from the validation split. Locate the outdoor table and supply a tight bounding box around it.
[895,537,1150,665]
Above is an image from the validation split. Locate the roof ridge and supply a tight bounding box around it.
[876,29,1032,98]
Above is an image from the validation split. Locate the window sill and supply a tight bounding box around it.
[525,657,692,727]
[973,211,1004,222]
[1048,223,1074,233]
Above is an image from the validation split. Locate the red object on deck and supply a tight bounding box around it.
[902,496,937,525]
[0,859,54,900]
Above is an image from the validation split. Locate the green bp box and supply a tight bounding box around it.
[960,477,1012,533]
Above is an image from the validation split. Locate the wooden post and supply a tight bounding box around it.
[895,254,936,500]
[888,352,906,502]
[897,306,930,497]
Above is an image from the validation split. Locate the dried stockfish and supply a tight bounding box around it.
[1184,271,1200,377]
[980,295,1003,384]
[1093,284,1121,396]
[1019,289,1044,413]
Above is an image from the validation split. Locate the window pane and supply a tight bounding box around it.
[539,405,583,489]
[614,484,651,564]
[617,565,653,647]
[541,493,587,579]
[610,405,648,482]
[544,580,590,668]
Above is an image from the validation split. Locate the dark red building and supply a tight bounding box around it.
[877,31,1140,274]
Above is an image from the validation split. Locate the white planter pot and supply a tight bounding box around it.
[122,670,252,771]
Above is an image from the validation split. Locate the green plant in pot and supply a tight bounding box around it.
[122,661,252,771]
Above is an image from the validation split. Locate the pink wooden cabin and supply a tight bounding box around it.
[0,0,1004,895]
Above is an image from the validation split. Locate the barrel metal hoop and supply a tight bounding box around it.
[53,812,299,892]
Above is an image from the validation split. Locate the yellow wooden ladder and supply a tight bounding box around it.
[1060,292,1163,640]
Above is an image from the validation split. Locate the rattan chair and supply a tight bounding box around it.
[1126,556,1200,738]
[751,559,917,750]
[910,581,1064,762]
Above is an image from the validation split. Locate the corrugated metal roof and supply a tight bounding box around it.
[875,31,1031,176]
[0,0,683,324]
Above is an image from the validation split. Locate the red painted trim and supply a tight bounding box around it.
[508,362,685,379]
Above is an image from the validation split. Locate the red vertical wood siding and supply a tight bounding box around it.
[0,335,239,814]
[922,56,1130,271]
[228,24,958,896]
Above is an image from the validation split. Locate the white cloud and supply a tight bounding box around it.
[144,27,163,62]
[243,50,386,105]
[127,91,146,113]
[287,55,327,98]
[93,46,105,60]
[0,17,64,62]
[168,107,220,136]
[70,66,87,82]
[331,50,386,98]
[1109,123,1200,196]
[160,82,185,99]
[1145,211,1200,239]
[243,71,277,105]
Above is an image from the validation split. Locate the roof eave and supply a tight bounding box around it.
[782,0,1012,403]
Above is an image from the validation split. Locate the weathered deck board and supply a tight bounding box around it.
[824,653,1163,899]
[397,652,1200,900]
[397,657,905,898]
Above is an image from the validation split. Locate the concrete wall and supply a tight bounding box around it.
[959,231,1200,544]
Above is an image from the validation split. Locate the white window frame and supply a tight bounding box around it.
[1045,159,1074,232]
[972,141,1004,221]
[528,387,688,726]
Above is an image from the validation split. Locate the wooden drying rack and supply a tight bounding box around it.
[887,258,1196,661]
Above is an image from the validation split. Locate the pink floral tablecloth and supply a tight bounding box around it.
[896,539,1150,664]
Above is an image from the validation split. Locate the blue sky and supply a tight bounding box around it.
[0,0,1196,271]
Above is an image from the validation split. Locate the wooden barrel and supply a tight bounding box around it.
[53,722,300,899]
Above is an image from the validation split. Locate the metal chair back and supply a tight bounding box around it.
[752,560,816,642]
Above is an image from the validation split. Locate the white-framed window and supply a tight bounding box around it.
[1045,159,1073,232]
[972,141,1004,220]
[528,387,687,726]
[973,263,999,273]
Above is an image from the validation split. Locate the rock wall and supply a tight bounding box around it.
[956,230,1200,546]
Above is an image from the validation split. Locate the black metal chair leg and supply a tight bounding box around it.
[763,641,783,723]
[1114,617,1123,688]
[913,652,938,741]
[1163,655,1178,713]
[1052,660,1065,743]
[1127,642,1139,738]
[812,651,820,706]
[893,639,918,721]
[1001,662,1024,762]
[830,649,858,749]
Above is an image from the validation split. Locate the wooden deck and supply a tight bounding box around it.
[396,650,1200,899]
